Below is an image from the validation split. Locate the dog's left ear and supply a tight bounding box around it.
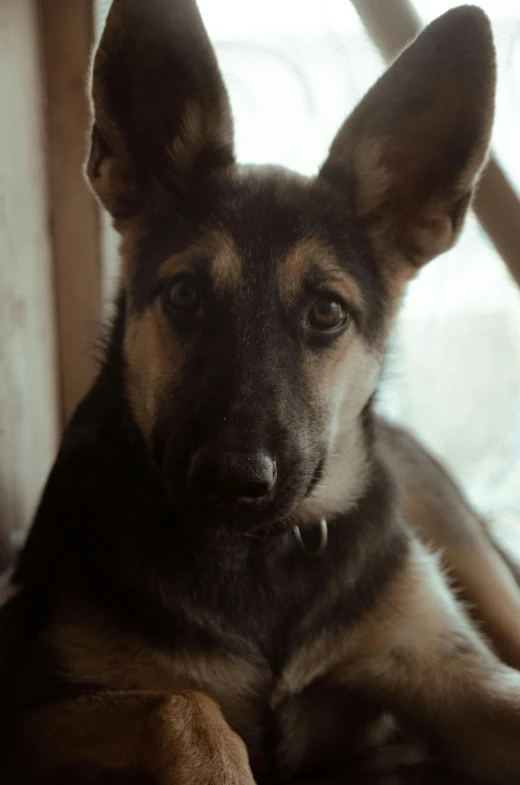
[319,6,495,271]
[87,0,234,219]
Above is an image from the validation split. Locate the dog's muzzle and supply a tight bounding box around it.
[187,448,277,512]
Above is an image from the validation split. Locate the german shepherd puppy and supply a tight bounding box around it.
[4,2,520,783]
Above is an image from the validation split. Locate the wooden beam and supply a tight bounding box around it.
[350,0,520,288]
[39,0,101,423]
[350,0,421,61]
[473,161,520,290]
[0,0,60,559]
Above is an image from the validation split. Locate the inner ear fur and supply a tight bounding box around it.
[87,0,234,219]
[319,6,496,270]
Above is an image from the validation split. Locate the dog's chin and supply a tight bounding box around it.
[168,479,317,539]
[213,515,291,541]
[173,495,301,539]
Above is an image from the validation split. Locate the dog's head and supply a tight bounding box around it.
[88,1,495,534]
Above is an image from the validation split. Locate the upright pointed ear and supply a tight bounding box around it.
[87,0,234,219]
[319,7,496,273]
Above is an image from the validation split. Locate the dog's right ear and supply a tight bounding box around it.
[318,6,495,276]
[87,0,234,219]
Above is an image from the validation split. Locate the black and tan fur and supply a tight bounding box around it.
[4,2,520,784]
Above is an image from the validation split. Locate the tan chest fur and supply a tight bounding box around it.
[34,594,390,779]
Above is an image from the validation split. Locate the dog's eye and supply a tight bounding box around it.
[167,280,202,317]
[308,296,348,331]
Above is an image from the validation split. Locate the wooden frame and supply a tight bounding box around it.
[0,0,99,564]
[39,0,101,424]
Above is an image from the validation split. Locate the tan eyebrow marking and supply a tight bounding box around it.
[323,270,364,312]
[156,229,242,293]
[277,237,364,311]
[124,301,186,442]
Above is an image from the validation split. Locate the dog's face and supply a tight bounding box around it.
[118,170,384,532]
[88,0,495,533]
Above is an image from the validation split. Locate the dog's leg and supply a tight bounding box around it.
[330,540,520,784]
[13,689,255,785]
[376,418,520,670]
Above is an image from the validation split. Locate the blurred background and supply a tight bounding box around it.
[1,0,520,569]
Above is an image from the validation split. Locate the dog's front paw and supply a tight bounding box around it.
[159,691,255,785]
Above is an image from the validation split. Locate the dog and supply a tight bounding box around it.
[4,2,520,783]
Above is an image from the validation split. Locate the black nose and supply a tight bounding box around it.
[188,449,276,508]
